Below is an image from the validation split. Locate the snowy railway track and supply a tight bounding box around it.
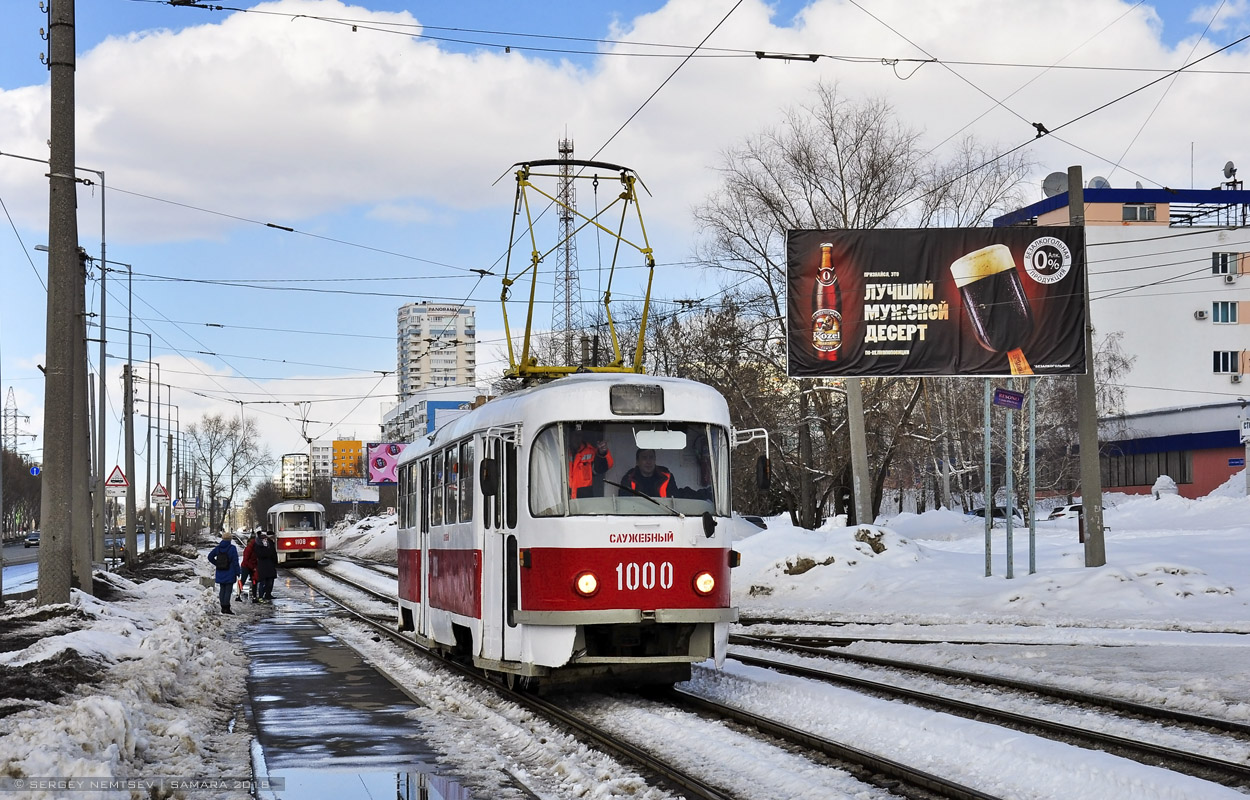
[290,562,1008,799]
[730,635,1250,790]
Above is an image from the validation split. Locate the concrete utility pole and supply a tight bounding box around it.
[1069,165,1107,567]
[846,379,873,526]
[38,0,81,605]
[72,250,92,589]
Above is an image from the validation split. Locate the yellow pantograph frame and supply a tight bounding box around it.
[498,158,656,380]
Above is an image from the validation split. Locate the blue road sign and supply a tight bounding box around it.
[29,466,40,476]
[992,387,1025,410]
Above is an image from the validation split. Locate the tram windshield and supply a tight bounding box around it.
[531,421,730,517]
[276,510,323,531]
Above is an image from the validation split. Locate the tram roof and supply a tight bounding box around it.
[399,373,731,461]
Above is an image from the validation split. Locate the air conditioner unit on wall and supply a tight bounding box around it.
[1233,374,1243,384]
[1195,309,1209,320]
[1225,274,1238,284]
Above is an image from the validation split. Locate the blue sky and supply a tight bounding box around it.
[1,0,1246,497]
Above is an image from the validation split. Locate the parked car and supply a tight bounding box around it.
[103,536,127,562]
[741,515,767,529]
[24,530,40,548]
[967,507,1024,521]
[1047,503,1083,520]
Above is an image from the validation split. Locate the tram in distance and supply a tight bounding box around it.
[395,372,755,690]
[266,499,327,565]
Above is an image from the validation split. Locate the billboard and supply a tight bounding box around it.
[332,477,380,503]
[787,227,1086,378]
[366,442,408,485]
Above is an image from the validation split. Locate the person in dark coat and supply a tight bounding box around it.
[254,531,279,603]
[207,530,241,614]
[240,531,259,601]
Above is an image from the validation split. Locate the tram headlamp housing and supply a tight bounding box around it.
[693,571,716,595]
[574,571,599,597]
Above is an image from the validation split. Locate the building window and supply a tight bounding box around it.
[1101,449,1192,487]
[1212,252,1240,275]
[1122,204,1156,221]
[1213,302,1239,324]
[1213,350,1242,373]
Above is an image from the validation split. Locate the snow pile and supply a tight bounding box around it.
[327,513,398,563]
[0,555,251,799]
[733,491,1250,629]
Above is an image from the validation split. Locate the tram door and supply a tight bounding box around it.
[481,431,521,663]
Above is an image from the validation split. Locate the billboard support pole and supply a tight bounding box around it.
[1069,165,1107,567]
[846,379,872,528]
[983,379,992,577]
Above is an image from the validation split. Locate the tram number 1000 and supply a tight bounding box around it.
[615,561,674,591]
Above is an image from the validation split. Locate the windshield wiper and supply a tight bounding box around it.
[601,479,683,518]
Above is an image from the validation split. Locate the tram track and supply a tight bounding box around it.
[729,635,1250,789]
[291,562,1010,799]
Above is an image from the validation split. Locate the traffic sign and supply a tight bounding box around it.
[152,483,168,499]
[105,465,129,498]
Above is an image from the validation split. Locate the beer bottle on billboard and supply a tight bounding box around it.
[812,242,843,361]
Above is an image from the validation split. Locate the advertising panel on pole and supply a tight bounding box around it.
[332,477,380,503]
[365,442,408,485]
[786,227,1087,378]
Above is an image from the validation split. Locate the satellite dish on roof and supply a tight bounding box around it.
[1042,171,1068,197]
[1225,160,1237,179]
[1088,175,1111,189]
[1135,181,1144,189]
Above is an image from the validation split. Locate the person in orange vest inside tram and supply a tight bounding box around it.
[620,448,674,498]
[569,427,613,498]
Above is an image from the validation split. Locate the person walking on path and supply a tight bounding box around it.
[207,530,241,615]
[255,531,279,603]
[240,531,259,601]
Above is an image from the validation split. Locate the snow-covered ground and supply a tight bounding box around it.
[3,472,1250,798]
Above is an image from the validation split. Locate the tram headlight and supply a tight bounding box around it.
[693,571,716,595]
[574,571,599,597]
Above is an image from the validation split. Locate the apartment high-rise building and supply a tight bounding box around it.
[397,302,476,400]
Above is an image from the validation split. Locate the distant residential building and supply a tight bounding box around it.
[331,439,364,478]
[397,302,476,399]
[310,442,332,479]
[380,387,481,444]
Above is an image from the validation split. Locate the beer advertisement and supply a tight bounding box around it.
[786,227,1087,378]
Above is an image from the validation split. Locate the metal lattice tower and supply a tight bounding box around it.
[3,387,34,454]
[553,138,584,363]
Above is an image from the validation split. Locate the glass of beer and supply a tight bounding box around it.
[950,244,1034,354]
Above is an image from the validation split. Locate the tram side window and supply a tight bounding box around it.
[505,441,517,529]
[419,460,429,533]
[459,440,474,522]
[445,445,459,523]
[431,451,444,526]
[398,464,408,528]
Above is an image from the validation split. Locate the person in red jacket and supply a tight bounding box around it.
[569,428,613,498]
[240,531,259,601]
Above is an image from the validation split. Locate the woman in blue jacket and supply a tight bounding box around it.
[207,530,241,614]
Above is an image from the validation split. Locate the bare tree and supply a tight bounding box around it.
[692,81,1034,527]
[184,413,273,534]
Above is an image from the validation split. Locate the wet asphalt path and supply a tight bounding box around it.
[241,575,476,799]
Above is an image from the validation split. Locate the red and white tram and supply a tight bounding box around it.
[266,499,327,565]
[395,373,740,690]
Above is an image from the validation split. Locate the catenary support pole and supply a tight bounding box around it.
[846,379,873,527]
[38,0,80,605]
[1069,165,1106,567]
[983,379,992,577]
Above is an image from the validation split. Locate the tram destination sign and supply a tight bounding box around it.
[786,227,1087,378]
